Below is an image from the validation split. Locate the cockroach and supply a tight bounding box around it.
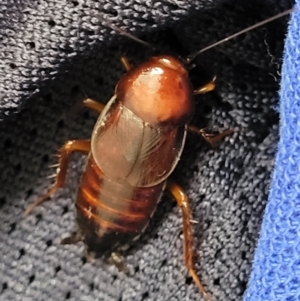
[25,8,294,301]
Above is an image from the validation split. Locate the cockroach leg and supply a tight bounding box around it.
[82,56,132,114]
[193,79,216,95]
[188,125,234,146]
[108,252,128,272]
[61,231,83,245]
[120,56,132,71]
[83,98,105,114]
[166,180,211,301]
[24,140,91,215]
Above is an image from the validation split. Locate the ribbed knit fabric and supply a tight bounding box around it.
[244,5,300,301]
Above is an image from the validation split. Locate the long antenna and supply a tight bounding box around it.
[186,7,294,63]
[98,15,154,49]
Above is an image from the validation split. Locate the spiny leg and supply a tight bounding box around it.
[188,125,234,146]
[61,232,83,245]
[25,140,91,215]
[193,78,216,95]
[83,98,105,114]
[166,181,212,301]
[82,56,131,114]
[120,56,132,71]
[191,78,235,146]
[108,252,128,273]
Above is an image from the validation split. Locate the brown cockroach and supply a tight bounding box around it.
[25,8,293,301]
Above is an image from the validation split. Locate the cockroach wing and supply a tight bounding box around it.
[91,96,187,187]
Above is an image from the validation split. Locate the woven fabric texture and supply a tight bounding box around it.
[244,2,300,301]
[0,0,294,301]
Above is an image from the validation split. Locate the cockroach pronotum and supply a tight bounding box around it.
[25,8,294,301]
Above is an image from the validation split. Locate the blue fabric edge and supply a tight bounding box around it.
[244,5,300,301]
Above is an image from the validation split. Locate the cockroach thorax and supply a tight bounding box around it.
[115,55,194,126]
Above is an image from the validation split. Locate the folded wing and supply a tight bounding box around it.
[91,96,187,187]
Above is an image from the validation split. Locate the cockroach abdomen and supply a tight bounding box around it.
[76,155,165,256]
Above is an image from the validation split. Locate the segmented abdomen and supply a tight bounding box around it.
[76,154,165,256]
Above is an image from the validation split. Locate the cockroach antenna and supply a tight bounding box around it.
[98,15,155,49]
[186,7,295,63]
[99,8,295,65]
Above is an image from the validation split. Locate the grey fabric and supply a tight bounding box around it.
[0,0,292,300]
